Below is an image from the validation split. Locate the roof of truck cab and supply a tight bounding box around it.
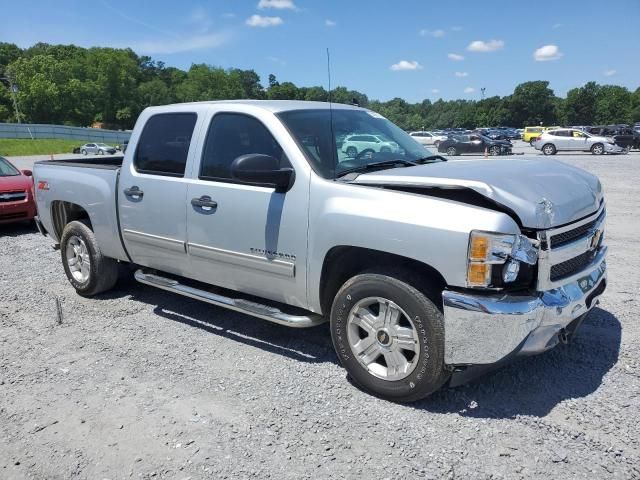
[168,99,364,113]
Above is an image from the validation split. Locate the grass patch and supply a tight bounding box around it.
[0,139,91,156]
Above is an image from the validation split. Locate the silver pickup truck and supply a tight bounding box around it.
[33,101,607,402]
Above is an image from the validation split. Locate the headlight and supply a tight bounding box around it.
[467,231,538,288]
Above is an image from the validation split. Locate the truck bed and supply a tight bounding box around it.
[34,156,124,170]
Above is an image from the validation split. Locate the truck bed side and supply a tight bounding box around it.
[33,159,130,262]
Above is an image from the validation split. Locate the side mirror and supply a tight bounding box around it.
[231,154,294,193]
[21,169,33,177]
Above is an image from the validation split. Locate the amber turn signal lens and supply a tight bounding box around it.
[469,235,489,261]
[467,263,490,286]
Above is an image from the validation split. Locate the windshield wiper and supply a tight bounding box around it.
[336,159,417,177]
[415,154,448,163]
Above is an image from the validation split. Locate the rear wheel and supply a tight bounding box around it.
[330,271,449,402]
[489,145,501,156]
[542,143,556,155]
[591,143,605,155]
[81,149,87,155]
[529,138,537,146]
[346,146,357,158]
[60,220,119,296]
[446,146,457,156]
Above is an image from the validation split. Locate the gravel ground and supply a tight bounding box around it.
[1,149,639,479]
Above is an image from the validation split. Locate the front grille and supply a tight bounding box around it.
[0,191,27,203]
[550,210,605,248]
[550,250,596,281]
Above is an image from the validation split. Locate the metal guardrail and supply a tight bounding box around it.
[0,122,131,143]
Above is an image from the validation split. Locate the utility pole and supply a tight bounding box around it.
[0,66,22,123]
[480,87,486,100]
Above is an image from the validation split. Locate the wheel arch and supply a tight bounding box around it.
[318,246,447,315]
[51,200,92,240]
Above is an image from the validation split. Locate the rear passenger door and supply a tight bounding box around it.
[184,111,309,306]
[118,110,202,276]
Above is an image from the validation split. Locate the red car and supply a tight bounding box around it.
[0,156,37,225]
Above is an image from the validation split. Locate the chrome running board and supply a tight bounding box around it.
[134,269,326,328]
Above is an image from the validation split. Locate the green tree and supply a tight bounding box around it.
[564,82,600,125]
[595,85,632,124]
[507,81,558,127]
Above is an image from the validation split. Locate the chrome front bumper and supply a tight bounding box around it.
[442,246,607,365]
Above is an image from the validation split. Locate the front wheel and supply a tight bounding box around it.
[489,145,501,156]
[345,146,357,158]
[446,146,457,156]
[542,143,557,155]
[330,272,449,402]
[60,220,119,296]
[81,149,87,155]
[591,143,605,155]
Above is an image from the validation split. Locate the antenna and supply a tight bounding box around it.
[326,48,337,178]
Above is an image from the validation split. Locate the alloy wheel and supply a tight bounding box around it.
[346,297,420,381]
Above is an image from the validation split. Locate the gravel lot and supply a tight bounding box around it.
[1,146,639,479]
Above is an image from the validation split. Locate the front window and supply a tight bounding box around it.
[0,157,20,176]
[278,109,433,179]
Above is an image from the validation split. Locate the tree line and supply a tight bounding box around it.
[1,42,639,131]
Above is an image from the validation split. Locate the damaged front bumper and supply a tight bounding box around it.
[442,246,607,366]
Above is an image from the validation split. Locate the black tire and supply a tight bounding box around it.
[81,149,87,155]
[446,146,457,156]
[98,149,104,155]
[330,271,449,402]
[380,146,391,153]
[346,146,357,158]
[591,143,605,155]
[489,145,501,156]
[60,220,119,296]
[542,143,556,155]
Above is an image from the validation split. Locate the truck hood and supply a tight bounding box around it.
[351,157,603,229]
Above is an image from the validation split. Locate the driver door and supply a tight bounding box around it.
[469,135,484,153]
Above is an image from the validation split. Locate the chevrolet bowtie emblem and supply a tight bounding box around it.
[590,229,602,250]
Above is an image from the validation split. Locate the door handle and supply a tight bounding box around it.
[191,195,218,211]
[124,186,144,199]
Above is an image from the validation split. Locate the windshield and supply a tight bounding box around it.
[0,157,20,176]
[277,109,433,179]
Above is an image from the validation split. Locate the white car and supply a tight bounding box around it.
[533,128,625,155]
[341,134,400,158]
[409,131,448,146]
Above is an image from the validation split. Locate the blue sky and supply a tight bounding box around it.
[3,0,639,102]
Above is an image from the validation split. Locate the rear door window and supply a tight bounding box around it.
[134,113,197,177]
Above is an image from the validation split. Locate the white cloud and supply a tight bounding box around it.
[258,0,296,9]
[325,19,336,27]
[447,53,464,61]
[390,60,423,71]
[132,32,229,54]
[533,44,563,61]
[246,15,283,27]
[451,26,463,31]
[552,23,562,29]
[467,40,504,52]
[419,29,445,38]
[267,56,287,66]
[604,69,617,77]
[454,71,469,77]
[431,89,440,94]
[464,87,475,94]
